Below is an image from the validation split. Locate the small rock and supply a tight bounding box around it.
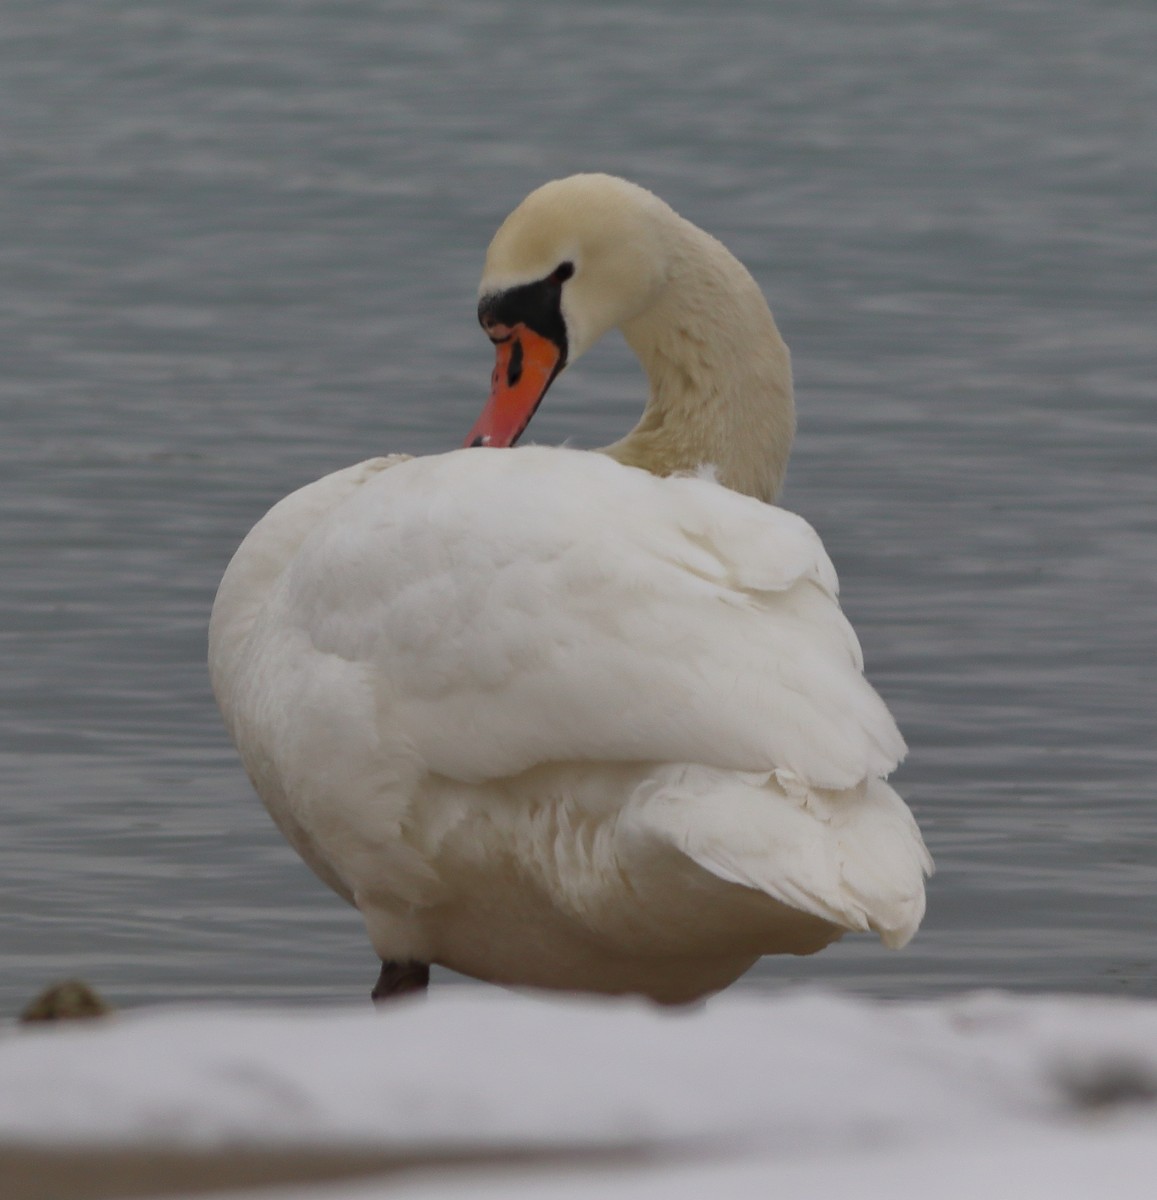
[19,980,112,1023]
[1058,1058,1157,1112]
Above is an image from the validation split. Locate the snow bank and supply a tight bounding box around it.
[2,988,1156,1198]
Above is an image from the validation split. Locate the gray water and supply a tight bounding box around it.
[2,0,1154,1013]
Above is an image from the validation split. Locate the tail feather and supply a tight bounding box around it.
[628,766,933,947]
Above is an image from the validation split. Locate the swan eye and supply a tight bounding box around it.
[550,262,575,284]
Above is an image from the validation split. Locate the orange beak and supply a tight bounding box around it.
[465,325,565,448]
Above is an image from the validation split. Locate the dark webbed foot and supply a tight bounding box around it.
[371,960,430,1003]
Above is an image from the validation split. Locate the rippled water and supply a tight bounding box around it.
[2,0,1154,1011]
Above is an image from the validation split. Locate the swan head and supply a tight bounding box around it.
[467,174,673,448]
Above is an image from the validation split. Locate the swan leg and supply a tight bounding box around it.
[371,960,430,1003]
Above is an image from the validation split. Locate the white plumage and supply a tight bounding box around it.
[210,175,932,1003]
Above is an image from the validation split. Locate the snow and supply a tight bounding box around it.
[2,988,1156,1198]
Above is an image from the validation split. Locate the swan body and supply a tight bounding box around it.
[210,175,932,1003]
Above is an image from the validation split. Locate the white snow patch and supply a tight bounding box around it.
[2,988,1156,1198]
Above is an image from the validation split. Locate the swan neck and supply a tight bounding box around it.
[603,219,794,504]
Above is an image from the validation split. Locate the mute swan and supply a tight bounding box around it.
[209,174,932,1005]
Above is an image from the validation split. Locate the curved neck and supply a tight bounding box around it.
[601,217,794,504]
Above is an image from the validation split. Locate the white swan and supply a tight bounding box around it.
[209,174,932,1005]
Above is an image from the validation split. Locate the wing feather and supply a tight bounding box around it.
[270,447,904,792]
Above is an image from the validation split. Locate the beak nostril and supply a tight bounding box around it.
[506,337,524,388]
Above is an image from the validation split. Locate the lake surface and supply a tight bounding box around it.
[2,0,1154,1013]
